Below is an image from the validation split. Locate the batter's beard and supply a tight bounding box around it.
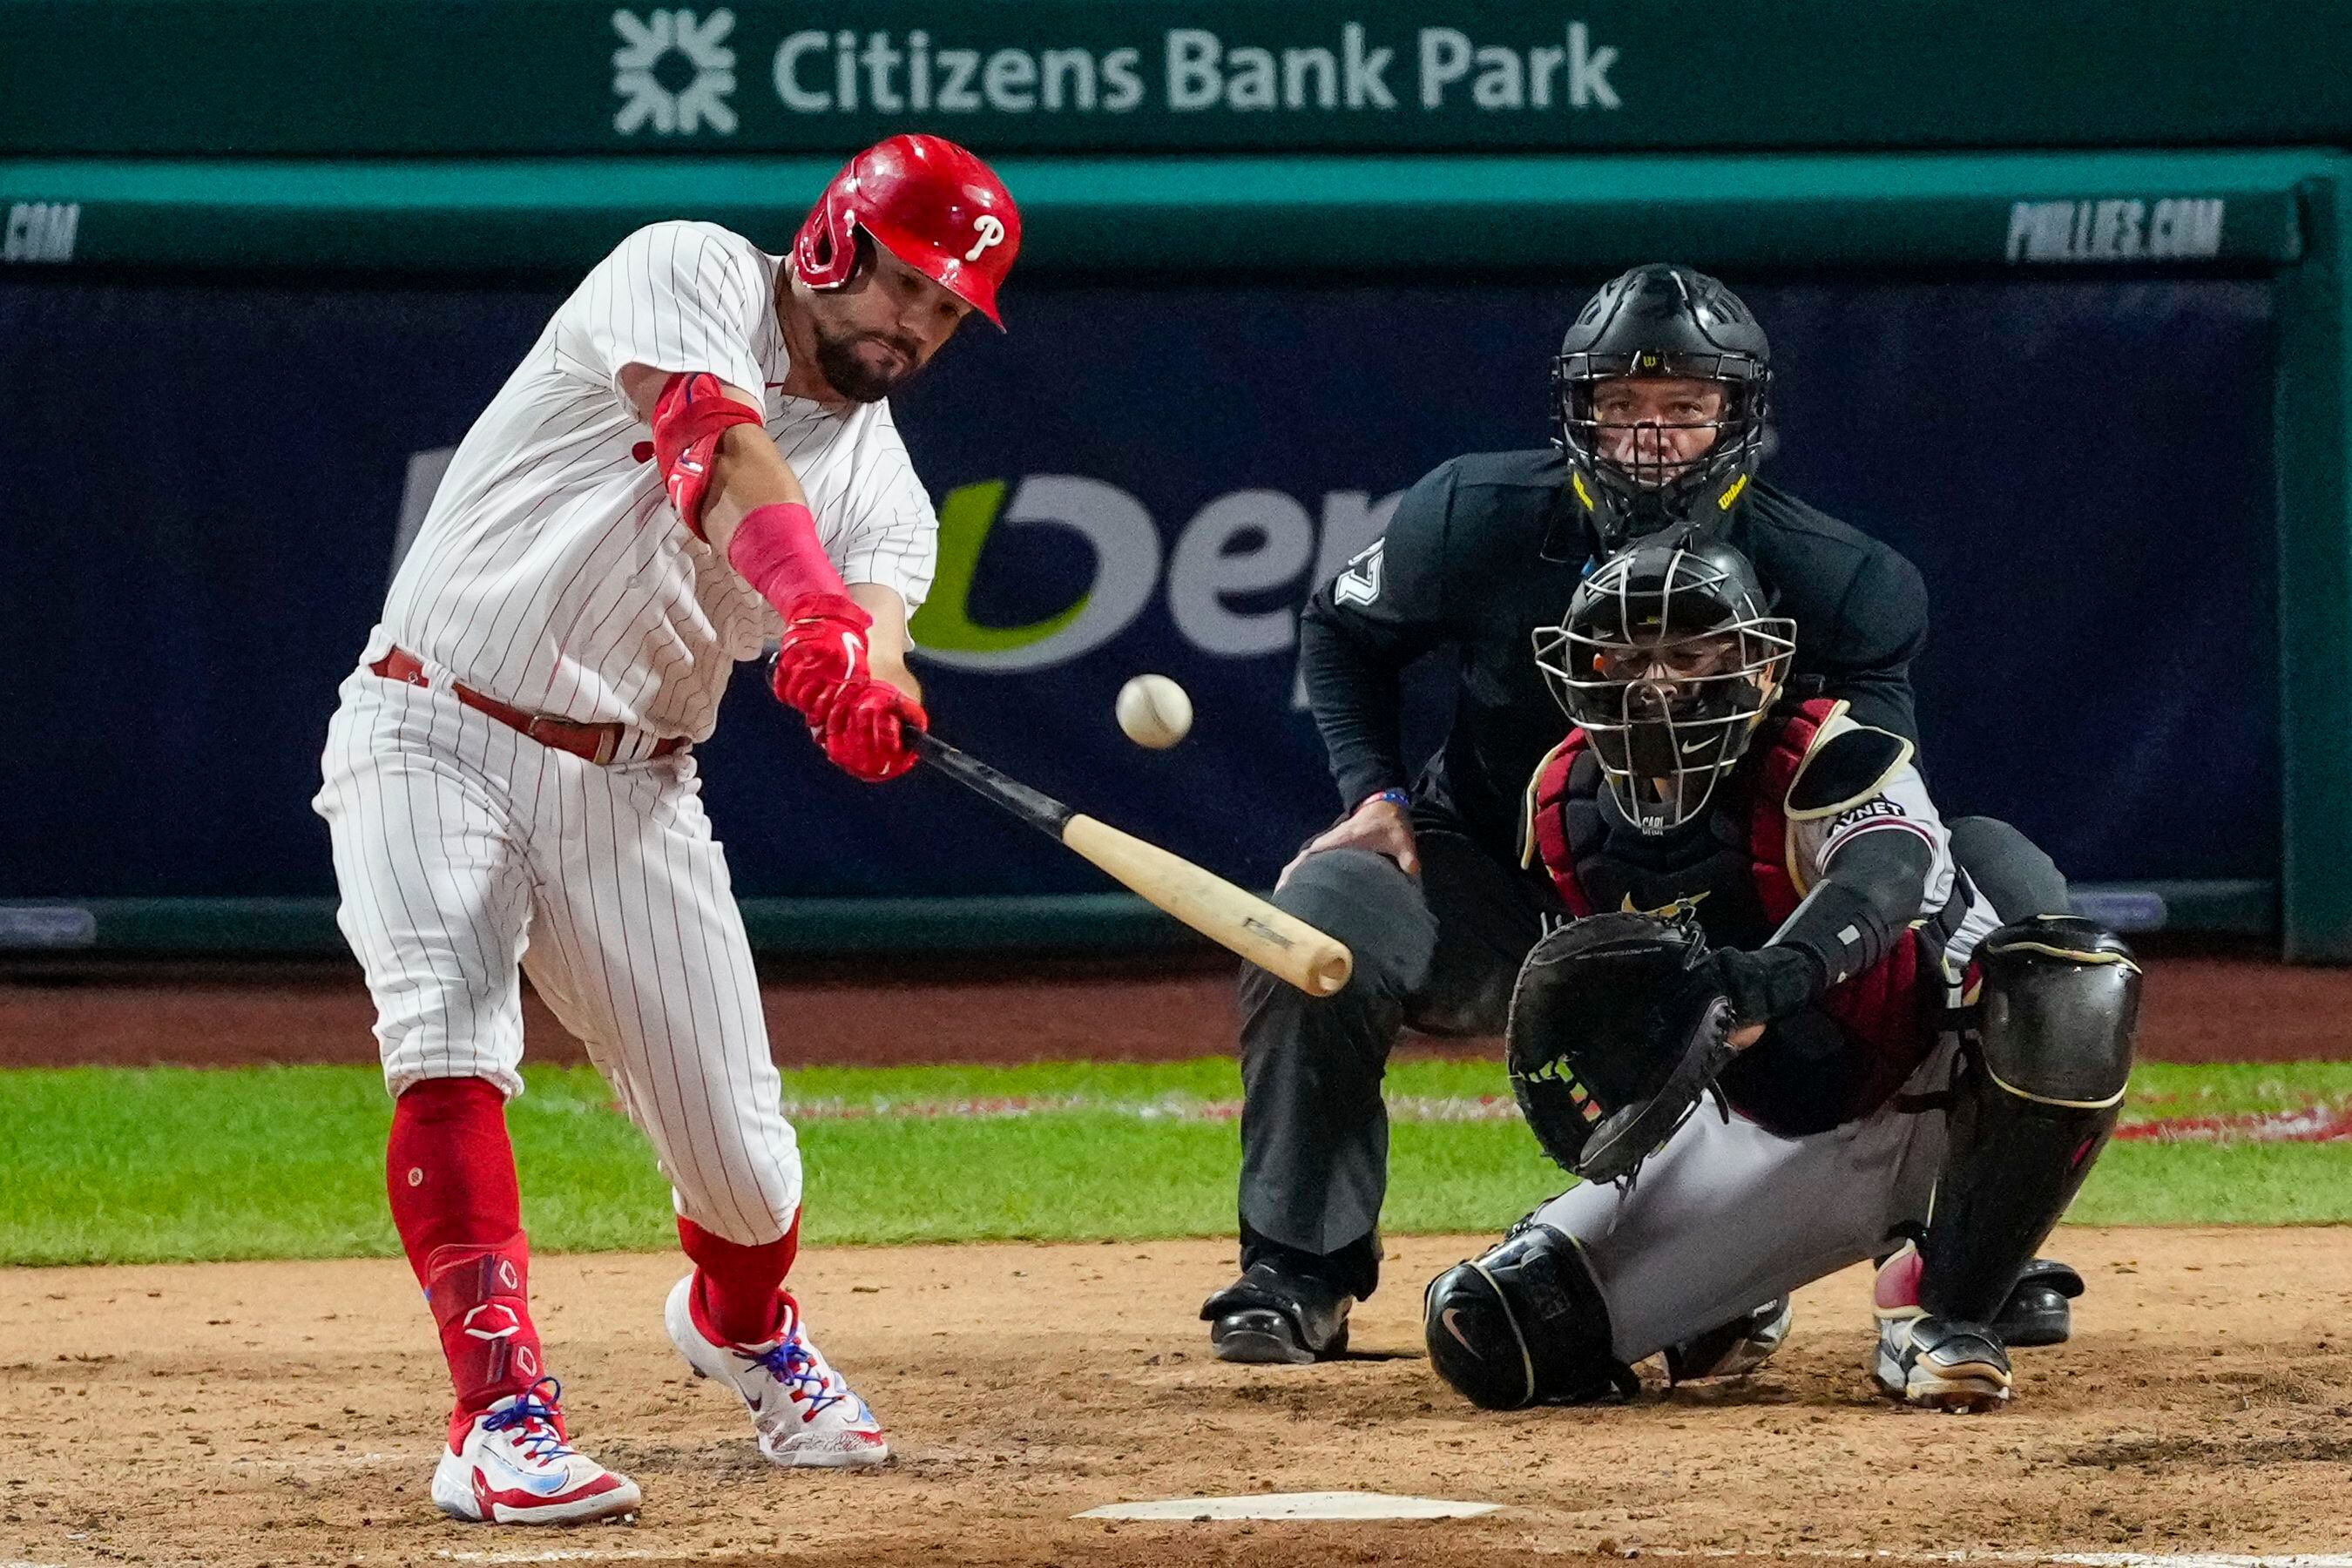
[812,327,923,404]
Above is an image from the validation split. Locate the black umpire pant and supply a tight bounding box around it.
[1233,794,2066,1302]
[1237,794,1551,1300]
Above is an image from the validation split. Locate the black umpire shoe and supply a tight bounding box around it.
[1993,1258,2084,1348]
[1201,1261,1353,1363]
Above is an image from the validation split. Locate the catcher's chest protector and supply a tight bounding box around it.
[1527,700,1933,1127]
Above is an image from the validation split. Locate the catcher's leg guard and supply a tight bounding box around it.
[1936,828,2088,1346]
[1920,917,2139,1325]
[1423,1224,1636,1410]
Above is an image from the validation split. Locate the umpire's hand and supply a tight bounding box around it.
[1280,794,1421,887]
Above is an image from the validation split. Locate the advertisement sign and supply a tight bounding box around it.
[0,272,2275,903]
[3,0,2347,158]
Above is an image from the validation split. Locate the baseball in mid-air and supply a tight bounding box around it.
[1115,674,1193,749]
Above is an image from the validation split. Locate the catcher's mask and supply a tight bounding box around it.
[1551,263,1771,550]
[1506,912,1733,1182]
[1533,537,1794,836]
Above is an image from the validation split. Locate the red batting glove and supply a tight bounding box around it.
[821,681,929,782]
[769,592,873,725]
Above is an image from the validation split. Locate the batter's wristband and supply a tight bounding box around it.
[728,502,850,618]
[1362,787,1412,812]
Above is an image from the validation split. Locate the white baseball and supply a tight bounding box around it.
[1115,674,1193,749]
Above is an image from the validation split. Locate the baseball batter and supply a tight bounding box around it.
[311,135,1019,1524]
[1421,539,2139,1413]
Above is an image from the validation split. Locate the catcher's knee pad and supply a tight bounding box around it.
[1975,916,2139,1106]
[1423,1223,1633,1410]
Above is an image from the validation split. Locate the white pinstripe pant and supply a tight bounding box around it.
[314,652,801,1246]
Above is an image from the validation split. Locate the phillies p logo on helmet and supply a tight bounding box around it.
[794,133,1023,328]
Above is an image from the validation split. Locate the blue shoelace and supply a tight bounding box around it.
[752,1339,843,1416]
[482,1377,577,1462]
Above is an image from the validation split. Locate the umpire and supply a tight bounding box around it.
[1202,263,2058,1364]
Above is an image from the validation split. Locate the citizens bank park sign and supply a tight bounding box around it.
[5,0,2345,159]
[610,10,1625,136]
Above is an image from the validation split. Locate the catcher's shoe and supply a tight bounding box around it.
[1874,1315,2011,1412]
[1871,1245,2011,1411]
[664,1276,889,1468]
[1665,1296,1793,1384]
[430,1379,642,1525]
[1201,1260,1353,1364]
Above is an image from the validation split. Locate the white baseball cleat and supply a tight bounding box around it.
[430,1379,643,1524]
[665,1275,889,1468]
[1871,1242,2012,1412]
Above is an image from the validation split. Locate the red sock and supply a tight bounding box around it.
[679,1213,800,1346]
[388,1078,549,1440]
[389,1078,519,1281]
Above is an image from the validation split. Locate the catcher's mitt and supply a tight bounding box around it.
[1505,912,1741,1184]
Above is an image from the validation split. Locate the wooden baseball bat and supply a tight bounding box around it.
[908,729,1353,997]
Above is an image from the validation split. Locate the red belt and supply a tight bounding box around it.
[369,646,686,767]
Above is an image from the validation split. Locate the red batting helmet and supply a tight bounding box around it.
[793,134,1021,329]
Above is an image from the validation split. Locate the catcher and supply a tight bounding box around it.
[1422,537,2139,1412]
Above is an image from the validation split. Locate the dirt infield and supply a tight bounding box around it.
[3,946,2347,1070]
[3,1227,2348,1568]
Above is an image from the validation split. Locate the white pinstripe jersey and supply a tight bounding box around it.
[379,220,939,741]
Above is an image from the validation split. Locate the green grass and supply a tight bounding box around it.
[0,1059,2346,1267]
[2119,1059,2352,1118]
[2066,1142,2352,1226]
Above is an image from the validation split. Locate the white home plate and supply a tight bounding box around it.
[1078,1490,1501,1522]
